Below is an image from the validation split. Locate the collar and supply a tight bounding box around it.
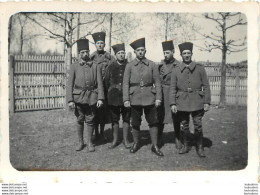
[117,59,127,66]
[179,61,196,72]
[164,58,176,64]
[133,57,149,66]
[79,59,93,67]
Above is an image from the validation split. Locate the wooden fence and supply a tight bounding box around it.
[9,55,247,113]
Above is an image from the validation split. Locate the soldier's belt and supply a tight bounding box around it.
[74,85,96,91]
[130,82,153,87]
[178,88,202,93]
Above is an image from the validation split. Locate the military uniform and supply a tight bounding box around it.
[157,40,181,149]
[169,42,211,157]
[105,43,131,149]
[123,37,163,156]
[91,32,113,140]
[67,39,104,152]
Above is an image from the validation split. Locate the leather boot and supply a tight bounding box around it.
[130,128,140,153]
[76,122,84,151]
[93,124,100,141]
[195,131,206,158]
[109,123,119,149]
[157,124,164,147]
[179,131,189,154]
[122,122,131,149]
[150,126,164,157]
[99,123,107,142]
[87,125,95,152]
[174,120,182,149]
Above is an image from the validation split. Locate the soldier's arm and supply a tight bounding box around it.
[152,62,162,101]
[67,63,75,103]
[201,66,211,104]
[104,64,111,92]
[169,69,177,106]
[123,63,131,102]
[97,64,105,101]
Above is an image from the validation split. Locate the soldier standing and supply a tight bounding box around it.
[91,31,113,142]
[67,39,104,152]
[123,38,164,157]
[104,43,131,149]
[169,42,211,157]
[158,40,181,149]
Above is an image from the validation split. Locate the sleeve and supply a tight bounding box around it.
[152,62,162,101]
[201,66,211,104]
[104,64,111,93]
[123,63,131,102]
[97,65,105,100]
[66,63,75,103]
[169,68,177,106]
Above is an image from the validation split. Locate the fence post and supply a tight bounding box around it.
[235,66,240,107]
[9,55,15,115]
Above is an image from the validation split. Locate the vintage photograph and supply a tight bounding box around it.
[8,12,247,171]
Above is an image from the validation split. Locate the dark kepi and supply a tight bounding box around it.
[77,39,89,52]
[92,32,106,43]
[178,42,193,54]
[162,40,174,51]
[130,38,145,50]
[112,43,125,54]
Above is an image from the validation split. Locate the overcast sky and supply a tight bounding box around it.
[11,12,247,64]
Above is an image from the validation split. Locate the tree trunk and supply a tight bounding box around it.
[165,13,169,41]
[8,16,13,54]
[219,17,227,107]
[109,13,113,54]
[77,13,80,57]
[20,27,24,55]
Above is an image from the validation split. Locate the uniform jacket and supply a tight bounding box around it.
[90,51,114,79]
[158,58,179,123]
[67,59,104,106]
[169,61,211,112]
[123,58,162,106]
[104,59,127,106]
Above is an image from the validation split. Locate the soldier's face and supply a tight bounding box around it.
[134,47,146,60]
[181,50,192,63]
[115,50,125,62]
[95,41,105,51]
[79,50,90,61]
[164,50,174,61]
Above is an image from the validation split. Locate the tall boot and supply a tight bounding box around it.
[150,126,164,157]
[109,123,119,149]
[122,122,131,149]
[178,131,189,154]
[86,125,95,152]
[157,123,164,147]
[99,123,107,142]
[195,131,206,158]
[130,127,140,153]
[76,122,84,151]
[93,123,100,141]
[173,114,182,149]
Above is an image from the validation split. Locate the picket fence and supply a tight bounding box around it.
[9,55,247,113]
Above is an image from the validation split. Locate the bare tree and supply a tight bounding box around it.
[197,12,247,106]
[24,13,107,68]
[155,13,198,44]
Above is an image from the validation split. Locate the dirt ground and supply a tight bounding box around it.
[9,106,247,171]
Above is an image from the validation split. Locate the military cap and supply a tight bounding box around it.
[162,40,174,51]
[178,42,193,54]
[92,32,106,43]
[130,38,145,50]
[77,39,89,52]
[112,43,125,54]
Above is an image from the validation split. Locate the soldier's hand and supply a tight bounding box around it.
[96,100,103,108]
[124,101,131,108]
[204,104,210,112]
[68,102,75,110]
[171,105,177,113]
[155,100,161,107]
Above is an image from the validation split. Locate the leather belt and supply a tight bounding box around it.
[74,85,96,91]
[130,82,153,87]
[178,88,202,93]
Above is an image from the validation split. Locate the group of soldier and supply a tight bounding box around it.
[67,31,211,158]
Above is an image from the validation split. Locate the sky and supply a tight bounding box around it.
[10,12,247,64]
